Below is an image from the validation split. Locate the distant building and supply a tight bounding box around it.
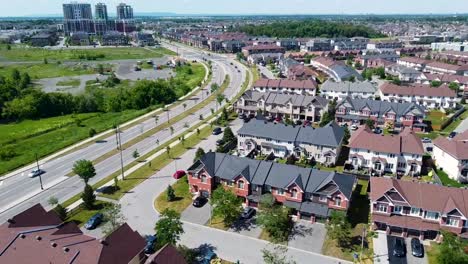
[276,39,299,50]
[30,32,57,47]
[63,2,94,35]
[115,3,135,34]
[367,39,403,50]
[242,44,285,57]
[94,3,114,35]
[101,31,128,46]
[311,57,363,82]
[135,33,155,46]
[431,42,468,52]
[433,131,468,183]
[385,64,422,82]
[117,3,134,19]
[70,32,90,46]
[95,3,108,20]
[252,78,317,96]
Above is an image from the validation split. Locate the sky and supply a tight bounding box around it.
[1,0,468,17]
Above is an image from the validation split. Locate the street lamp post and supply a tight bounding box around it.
[35,153,43,190]
[117,126,125,180]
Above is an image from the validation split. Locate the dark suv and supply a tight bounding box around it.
[393,237,406,257]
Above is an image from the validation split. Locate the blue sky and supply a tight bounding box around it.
[1,0,468,17]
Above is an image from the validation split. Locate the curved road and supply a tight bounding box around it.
[0,43,248,222]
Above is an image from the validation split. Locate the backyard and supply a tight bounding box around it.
[0,62,97,79]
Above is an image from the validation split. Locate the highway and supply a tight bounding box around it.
[0,42,248,222]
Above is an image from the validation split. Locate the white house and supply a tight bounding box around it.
[320,80,378,100]
[348,126,425,176]
[433,131,468,182]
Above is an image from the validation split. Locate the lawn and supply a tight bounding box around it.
[425,110,448,131]
[426,242,440,264]
[206,214,230,231]
[0,45,175,62]
[173,63,206,92]
[435,168,467,188]
[66,200,110,227]
[0,110,147,175]
[154,176,192,214]
[56,78,81,87]
[0,63,95,79]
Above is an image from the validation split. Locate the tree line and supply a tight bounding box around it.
[236,20,386,39]
[0,68,190,121]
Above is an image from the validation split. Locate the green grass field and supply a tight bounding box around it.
[0,110,147,175]
[0,45,176,62]
[56,78,81,87]
[0,63,95,79]
[174,63,206,90]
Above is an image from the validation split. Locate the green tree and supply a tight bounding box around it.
[431,80,443,87]
[210,83,219,93]
[437,231,468,264]
[166,185,176,201]
[97,64,104,74]
[53,204,67,221]
[257,205,291,243]
[326,211,352,248]
[170,126,174,135]
[286,154,296,165]
[262,245,297,264]
[132,149,140,159]
[222,126,235,143]
[6,44,11,50]
[102,203,126,236]
[221,107,229,122]
[183,103,187,111]
[194,147,205,162]
[216,94,225,111]
[88,128,97,137]
[72,159,96,184]
[449,82,460,91]
[43,58,48,64]
[81,184,96,210]
[343,126,351,145]
[166,146,171,158]
[211,187,242,226]
[365,119,375,130]
[155,209,184,249]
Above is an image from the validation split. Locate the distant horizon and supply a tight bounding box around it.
[1,0,468,18]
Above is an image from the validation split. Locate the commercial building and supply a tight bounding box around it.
[63,2,94,35]
[237,119,345,165]
[187,153,356,223]
[348,126,424,176]
[370,177,468,241]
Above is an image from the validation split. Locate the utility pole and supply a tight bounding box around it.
[115,127,119,150]
[35,153,43,190]
[117,125,125,180]
[166,109,170,123]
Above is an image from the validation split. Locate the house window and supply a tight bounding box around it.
[389,154,395,158]
[238,180,245,189]
[201,175,207,183]
[386,163,394,169]
[447,218,459,227]
[319,195,327,202]
[291,189,298,198]
[393,205,403,214]
[334,197,342,207]
[410,207,420,216]
[376,204,388,213]
[265,185,271,192]
[425,211,440,221]
[226,181,233,187]
[277,189,284,195]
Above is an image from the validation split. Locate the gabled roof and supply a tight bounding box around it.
[380,83,457,98]
[336,97,426,118]
[253,78,317,90]
[7,204,62,228]
[296,122,345,148]
[145,244,187,264]
[433,130,468,160]
[321,80,377,93]
[98,223,146,264]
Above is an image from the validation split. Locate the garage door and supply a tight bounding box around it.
[390,226,403,236]
[425,230,438,240]
[300,213,312,221]
[408,229,420,238]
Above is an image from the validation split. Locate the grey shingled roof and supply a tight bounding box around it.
[242,91,327,108]
[214,155,261,181]
[251,161,274,185]
[337,97,426,118]
[296,122,345,148]
[321,80,377,94]
[265,163,311,190]
[238,119,300,142]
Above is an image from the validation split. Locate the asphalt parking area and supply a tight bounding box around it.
[181,199,212,225]
[387,236,428,264]
[288,221,326,253]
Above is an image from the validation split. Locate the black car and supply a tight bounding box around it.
[449,132,457,139]
[240,207,256,219]
[411,238,424,258]
[212,127,222,135]
[373,128,383,134]
[144,235,157,254]
[393,237,406,257]
[84,213,103,230]
[193,196,207,208]
[216,139,225,146]
[239,113,247,120]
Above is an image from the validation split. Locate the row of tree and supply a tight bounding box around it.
[236,20,386,39]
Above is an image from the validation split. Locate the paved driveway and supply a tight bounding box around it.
[181,201,211,225]
[288,221,326,253]
[228,215,262,238]
[455,116,468,133]
[373,232,389,264]
[386,236,428,264]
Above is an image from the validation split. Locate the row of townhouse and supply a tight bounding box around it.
[310,57,363,82]
[237,119,345,165]
[234,90,328,123]
[379,83,459,109]
[277,57,318,80]
[242,44,286,57]
[335,97,427,132]
[370,177,468,241]
[433,130,468,183]
[417,73,468,97]
[187,152,356,223]
[348,126,425,176]
[320,80,378,100]
[301,37,402,52]
[252,78,317,96]
[397,57,468,76]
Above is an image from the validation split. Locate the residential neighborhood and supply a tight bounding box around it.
[1,1,468,264]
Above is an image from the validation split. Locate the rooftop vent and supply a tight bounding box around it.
[20,234,26,239]
[51,242,57,248]
[7,219,15,224]
[99,239,107,245]
[35,236,42,241]
[63,247,70,253]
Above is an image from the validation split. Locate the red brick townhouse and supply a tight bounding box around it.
[370,177,468,241]
[187,152,356,223]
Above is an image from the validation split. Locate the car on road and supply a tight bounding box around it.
[411,238,424,258]
[173,170,186,179]
[422,137,432,143]
[84,213,103,230]
[212,127,222,135]
[351,124,358,131]
[28,169,45,178]
[449,132,457,139]
[144,235,157,254]
[216,139,225,146]
[192,196,207,208]
[392,237,406,257]
[240,207,256,219]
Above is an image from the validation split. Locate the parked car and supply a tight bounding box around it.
[295,120,303,126]
[393,237,406,257]
[240,207,256,219]
[411,238,424,258]
[303,120,311,126]
[239,113,247,120]
[274,117,282,123]
[28,169,45,178]
[351,124,358,131]
[422,137,432,143]
[193,196,207,208]
[144,235,157,254]
[216,139,225,146]
[84,213,103,230]
[373,128,383,134]
[449,132,457,139]
[173,170,186,179]
[199,248,217,264]
[212,127,222,135]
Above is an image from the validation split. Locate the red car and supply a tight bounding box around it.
[173,170,186,179]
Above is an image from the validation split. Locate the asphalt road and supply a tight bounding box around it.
[0,43,247,222]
